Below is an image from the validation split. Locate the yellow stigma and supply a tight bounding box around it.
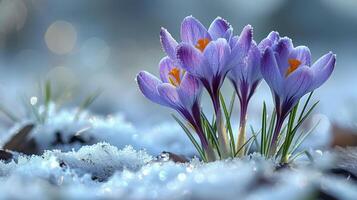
[168,67,182,86]
[285,59,301,77]
[195,38,210,52]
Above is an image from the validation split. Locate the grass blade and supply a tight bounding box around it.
[290,120,321,155]
[261,102,267,155]
[44,80,52,107]
[298,91,314,122]
[0,104,19,122]
[228,92,236,118]
[172,114,206,161]
[266,108,276,155]
[291,101,319,134]
[74,89,102,120]
[220,92,235,155]
[235,133,256,157]
[201,112,221,157]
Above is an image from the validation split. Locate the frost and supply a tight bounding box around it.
[0,143,152,183]
[48,143,152,181]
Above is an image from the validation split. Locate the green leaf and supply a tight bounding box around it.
[266,108,276,156]
[228,92,236,118]
[246,126,259,156]
[235,133,256,157]
[201,112,221,158]
[290,120,321,155]
[291,101,319,134]
[289,150,314,163]
[220,92,235,155]
[172,114,206,161]
[30,103,42,123]
[260,102,267,155]
[0,104,19,122]
[298,91,314,122]
[74,89,102,120]
[44,80,52,107]
[280,103,299,161]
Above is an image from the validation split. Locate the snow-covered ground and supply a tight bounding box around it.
[0,142,356,200]
[0,106,357,199]
[0,104,197,157]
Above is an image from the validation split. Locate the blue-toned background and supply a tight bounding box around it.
[0,0,355,128]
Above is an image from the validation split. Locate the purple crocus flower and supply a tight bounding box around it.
[160,16,234,112]
[227,25,262,155]
[175,17,243,158]
[160,16,232,63]
[137,56,215,160]
[261,33,336,154]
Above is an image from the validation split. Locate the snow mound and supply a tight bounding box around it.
[50,143,152,181]
[1,106,196,156]
[0,144,356,199]
[0,143,152,183]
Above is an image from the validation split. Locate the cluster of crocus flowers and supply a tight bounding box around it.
[260,33,336,155]
[137,16,336,162]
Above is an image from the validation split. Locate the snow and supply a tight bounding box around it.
[0,106,356,199]
[0,104,196,157]
[0,142,355,199]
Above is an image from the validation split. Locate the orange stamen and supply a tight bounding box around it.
[168,67,181,86]
[195,38,210,52]
[285,59,301,77]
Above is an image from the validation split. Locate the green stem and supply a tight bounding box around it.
[269,116,284,157]
[215,106,230,158]
[204,145,217,161]
[236,101,248,157]
[236,118,246,157]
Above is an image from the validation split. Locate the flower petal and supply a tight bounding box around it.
[178,73,202,97]
[261,47,283,95]
[310,52,336,90]
[137,71,168,106]
[237,24,253,55]
[229,41,262,100]
[159,57,177,83]
[180,16,211,45]
[284,65,313,100]
[223,27,233,41]
[208,17,231,40]
[160,28,178,60]
[228,25,255,79]
[274,37,294,75]
[229,35,239,49]
[246,42,262,84]
[258,31,279,52]
[203,38,231,75]
[177,74,202,109]
[176,43,206,77]
[289,46,311,66]
[157,83,180,109]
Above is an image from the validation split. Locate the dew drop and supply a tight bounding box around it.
[30,96,38,105]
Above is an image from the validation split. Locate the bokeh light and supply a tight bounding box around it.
[0,0,27,33]
[45,20,77,55]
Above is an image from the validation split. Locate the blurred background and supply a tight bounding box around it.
[0,0,356,133]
